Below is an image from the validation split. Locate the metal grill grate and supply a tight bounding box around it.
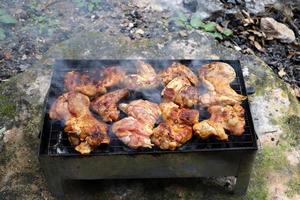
[40,60,257,156]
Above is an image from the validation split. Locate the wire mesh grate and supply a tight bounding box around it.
[41,60,257,156]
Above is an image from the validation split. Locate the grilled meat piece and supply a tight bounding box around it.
[151,102,198,150]
[49,92,109,154]
[113,100,161,149]
[160,102,199,126]
[123,61,159,89]
[162,76,199,107]
[152,123,193,150]
[208,104,245,136]
[98,66,125,88]
[49,94,72,121]
[112,117,153,149]
[193,104,245,140]
[193,120,228,141]
[198,62,246,107]
[64,114,109,153]
[159,62,199,85]
[119,99,161,131]
[91,89,129,122]
[64,71,106,97]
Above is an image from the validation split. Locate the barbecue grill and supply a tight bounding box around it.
[39,59,257,197]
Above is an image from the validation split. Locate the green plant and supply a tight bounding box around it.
[173,13,233,40]
[0,9,17,25]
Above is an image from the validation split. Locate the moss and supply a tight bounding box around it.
[281,115,300,147]
[0,95,16,118]
[286,175,300,198]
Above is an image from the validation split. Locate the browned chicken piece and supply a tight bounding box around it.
[119,99,161,131]
[91,89,129,122]
[199,62,246,107]
[152,123,193,150]
[162,76,199,107]
[159,102,199,126]
[112,117,153,149]
[151,102,198,150]
[123,61,159,89]
[159,62,199,85]
[49,91,90,120]
[193,120,228,141]
[64,114,109,154]
[49,91,110,154]
[97,66,126,88]
[208,104,245,136]
[49,94,72,121]
[64,71,106,97]
[113,99,161,149]
[193,104,245,140]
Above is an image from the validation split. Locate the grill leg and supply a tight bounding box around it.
[234,152,256,195]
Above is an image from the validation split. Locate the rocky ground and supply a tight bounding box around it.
[0,0,300,200]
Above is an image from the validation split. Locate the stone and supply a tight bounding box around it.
[183,0,199,12]
[0,30,300,199]
[260,17,296,43]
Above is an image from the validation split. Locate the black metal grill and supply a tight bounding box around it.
[40,59,257,156]
[39,60,258,197]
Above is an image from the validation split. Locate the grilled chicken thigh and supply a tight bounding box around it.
[159,102,199,126]
[113,100,161,149]
[193,104,245,140]
[119,99,161,131]
[152,123,193,150]
[64,71,106,97]
[162,76,199,107]
[151,102,198,150]
[208,104,245,136]
[123,61,159,89]
[91,89,129,122]
[159,62,199,85]
[98,66,125,88]
[198,62,246,107]
[49,91,109,154]
[112,117,153,148]
[193,120,228,140]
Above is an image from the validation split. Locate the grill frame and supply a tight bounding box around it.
[39,59,257,197]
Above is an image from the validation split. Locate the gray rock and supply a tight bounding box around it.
[260,17,296,43]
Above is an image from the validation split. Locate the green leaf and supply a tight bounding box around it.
[0,28,5,40]
[222,28,233,37]
[190,14,205,29]
[203,21,217,32]
[209,31,223,40]
[0,14,17,24]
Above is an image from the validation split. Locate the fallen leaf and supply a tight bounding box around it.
[278,68,286,77]
[253,41,266,52]
[248,29,264,37]
[248,35,255,41]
